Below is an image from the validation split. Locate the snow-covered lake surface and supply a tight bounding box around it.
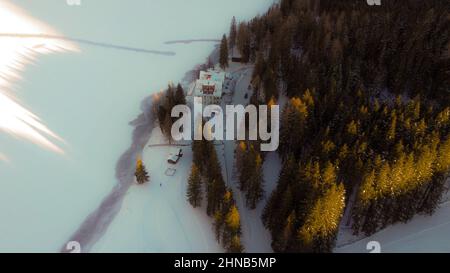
[0,0,274,252]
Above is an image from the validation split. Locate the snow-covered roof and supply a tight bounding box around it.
[199,70,225,83]
[192,69,225,98]
[193,80,222,98]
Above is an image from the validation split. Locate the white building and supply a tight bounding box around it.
[187,69,226,106]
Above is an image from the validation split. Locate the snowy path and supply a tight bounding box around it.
[219,63,281,252]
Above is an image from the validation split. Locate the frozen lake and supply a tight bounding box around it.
[0,0,273,252]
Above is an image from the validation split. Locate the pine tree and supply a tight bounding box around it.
[279,98,308,157]
[236,22,250,62]
[262,155,296,230]
[437,136,450,174]
[205,145,226,216]
[175,83,186,105]
[236,141,249,191]
[346,120,358,137]
[135,158,150,184]
[219,34,229,69]
[192,140,205,173]
[229,16,237,55]
[275,211,296,252]
[165,83,175,111]
[387,112,397,142]
[187,164,203,208]
[228,235,244,253]
[213,210,224,242]
[352,169,377,234]
[245,152,265,209]
[157,83,179,140]
[298,183,345,252]
[219,192,244,253]
[321,161,337,189]
[226,205,241,233]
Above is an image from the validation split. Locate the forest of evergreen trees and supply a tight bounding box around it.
[229,0,449,252]
[152,83,244,252]
[153,83,186,140]
[189,138,244,253]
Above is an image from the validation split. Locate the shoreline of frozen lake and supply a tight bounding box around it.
[64,46,220,253]
[0,0,275,252]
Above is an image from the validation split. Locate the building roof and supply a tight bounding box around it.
[192,69,225,98]
[199,70,225,83]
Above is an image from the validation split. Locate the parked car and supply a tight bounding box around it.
[167,148,183,164]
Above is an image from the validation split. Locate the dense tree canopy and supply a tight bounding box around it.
[231,0,449,252]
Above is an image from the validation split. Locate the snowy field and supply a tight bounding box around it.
[0,0,274,252]
[91,128,222,253]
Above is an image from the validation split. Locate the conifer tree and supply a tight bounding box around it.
[192,140,205,172]
[229,16,237,55]
[245,153,265,209]
[205,145,226,216]
[175,83,186,105]
[187,164,203,208]
[224,204,243,253]
[298,184,345,252]
[213,210,224,242]
[226,205,241,233]
[437,136,450,174]
[279,98,308,158]
[229,235,244,253]
[219,34,229,69]
[211,190,244,252]
[235,141,249,191]
[262,155,297,241]
[156,83,180,140]
[275,211,296,252]
[236,22,251,62]
[135,158,150,184]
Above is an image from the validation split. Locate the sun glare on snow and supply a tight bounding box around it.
[0,1,79,161]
